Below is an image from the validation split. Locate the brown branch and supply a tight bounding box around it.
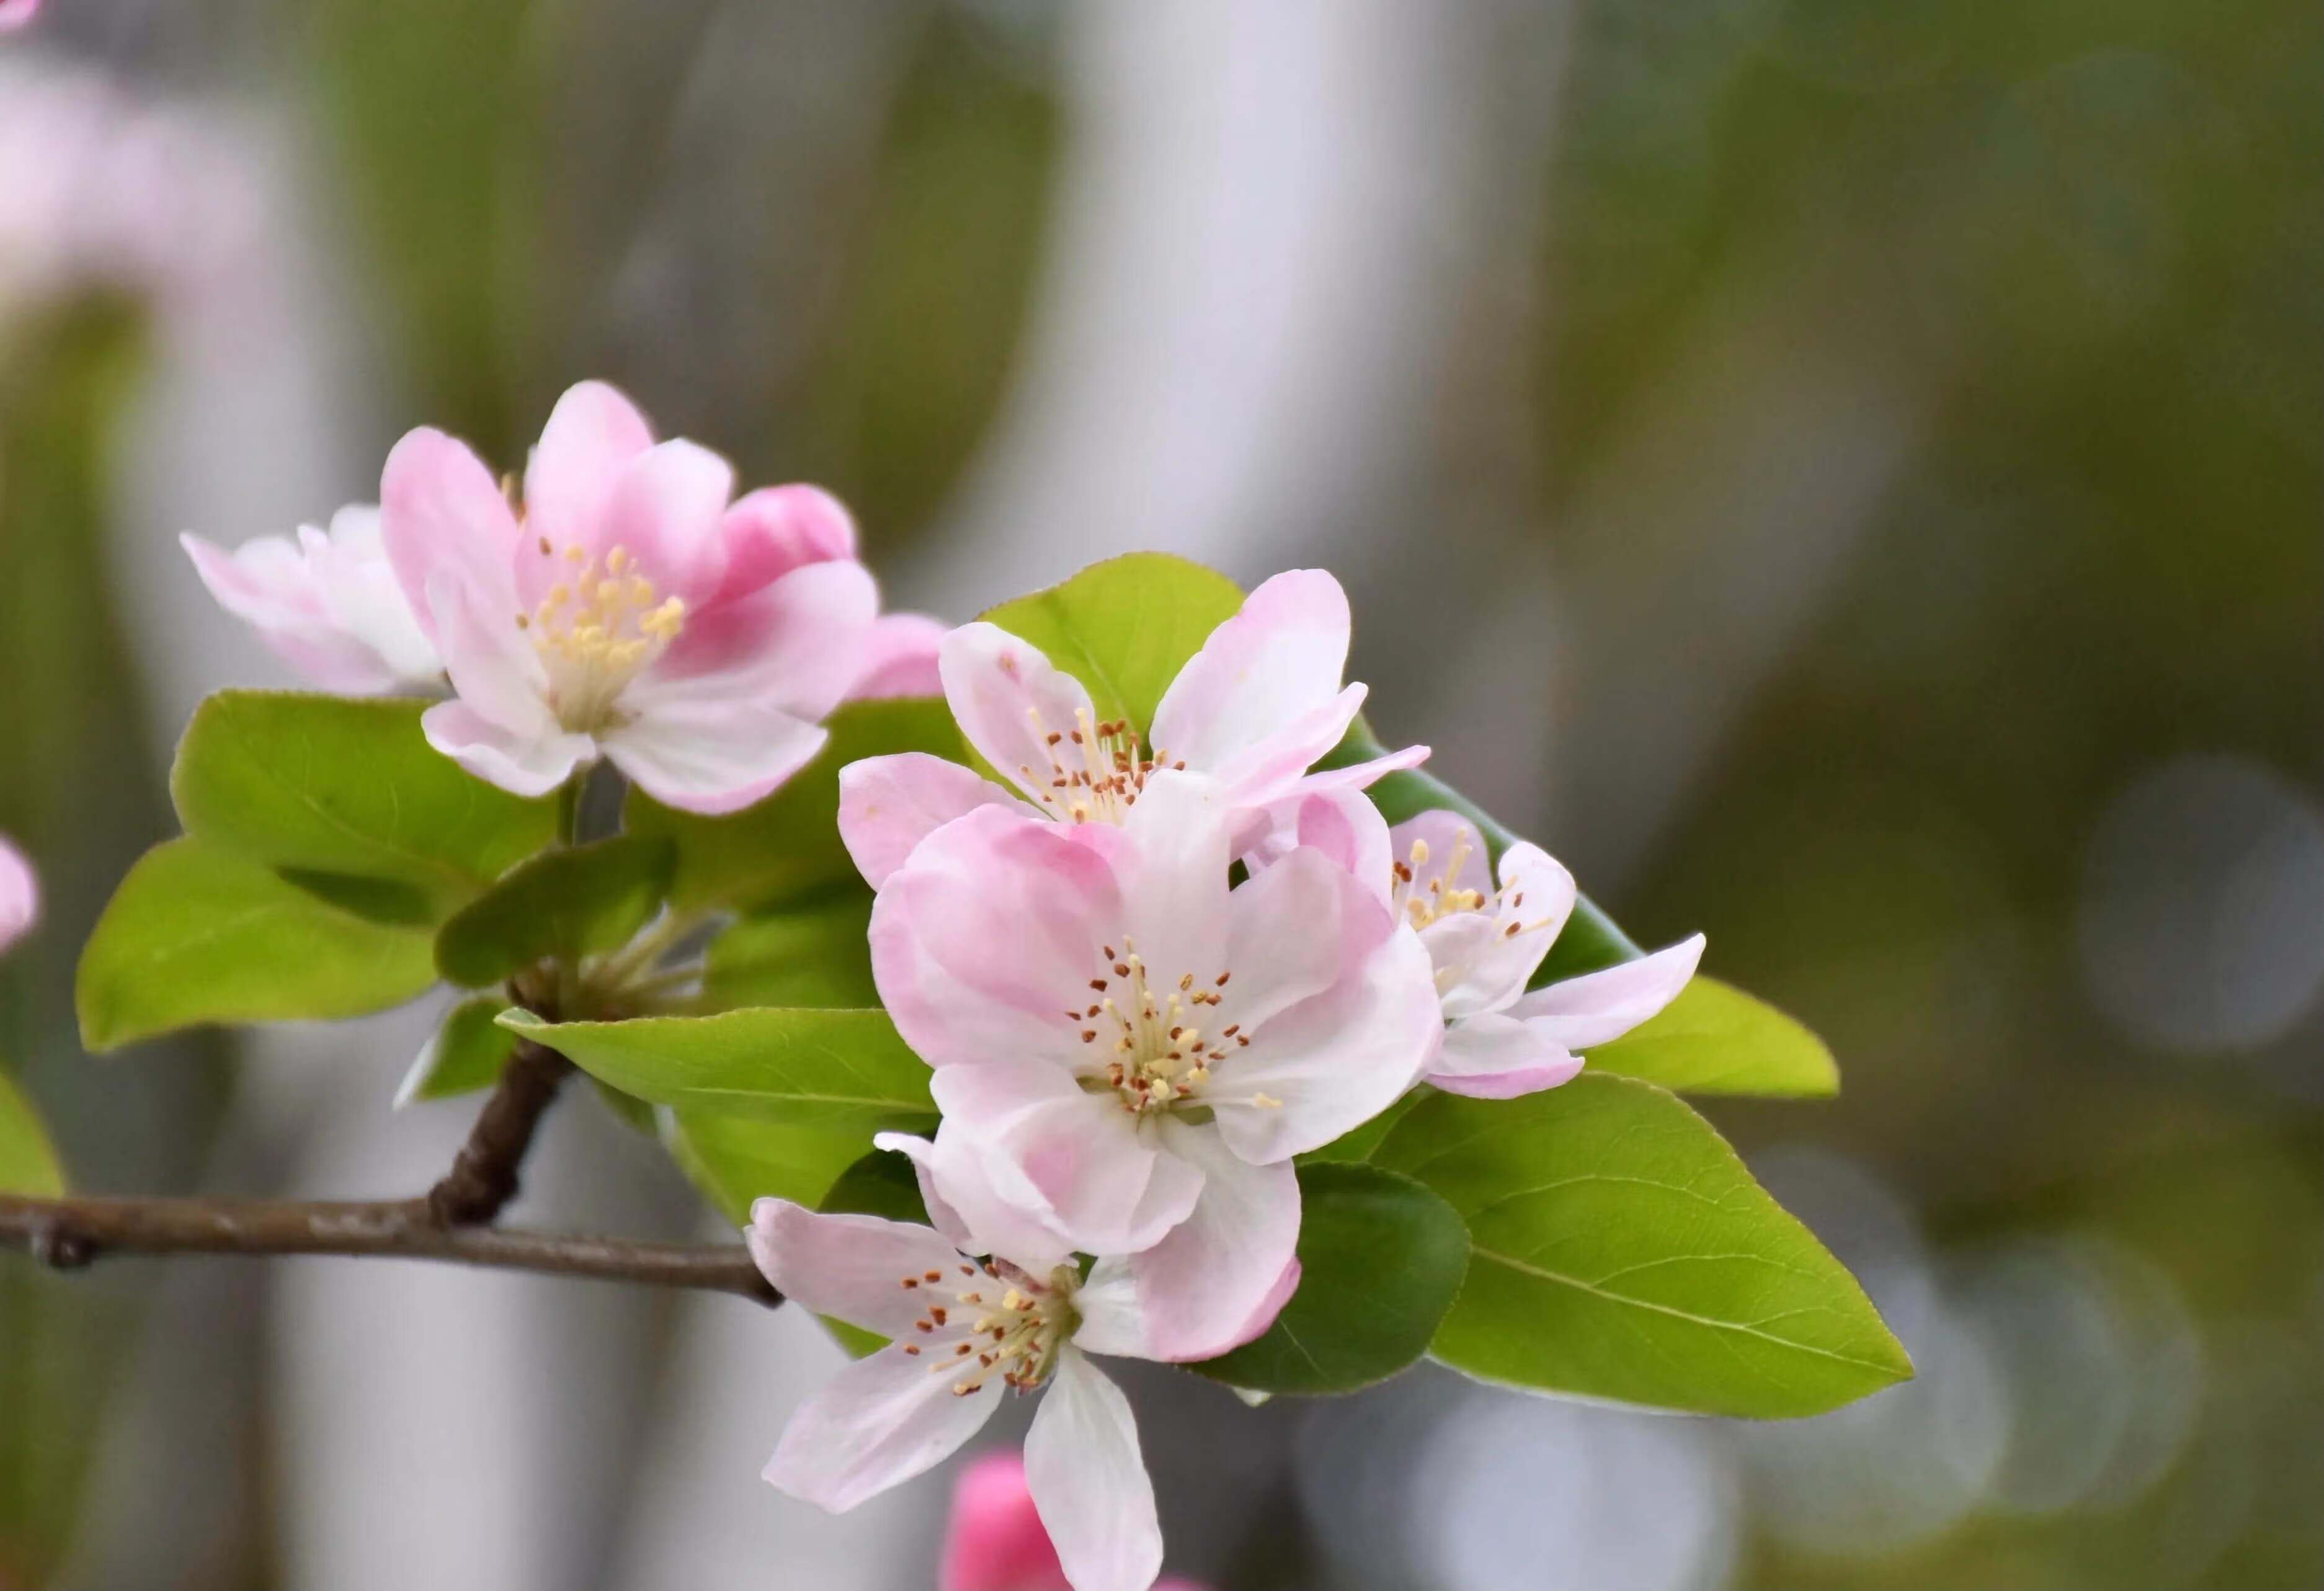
[424,1036,572,1225]
[0,1194,781,1306]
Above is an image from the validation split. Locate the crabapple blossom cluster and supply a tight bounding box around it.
[161,380,1770,1591]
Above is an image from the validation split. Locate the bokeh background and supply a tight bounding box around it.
[2,1,2317,1587]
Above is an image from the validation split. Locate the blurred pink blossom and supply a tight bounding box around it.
[0,0,38,33]
[940,1451,1209,1591]
[0,834,37,955]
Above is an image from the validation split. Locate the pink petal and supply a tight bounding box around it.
[746,1198,971,1339]
[520,380,654,554]
[937,623,1102,812]
[847,612,948,701]
[1150,568,1353,777]
[589,437,736,606]
[1113,770,1235,993]
[1388,810,1492,898]
[1285,739,1431,797]
[1508,933,1707,1050]
[1209,925,1440,1164]
[420,700,592,798]
[0,835,39,955]
[0,1,42,32]
[877,1128,1076,1275]
[653,558,878,720]
[1121,1125,1301,1361]
[182,531,406,693]
[597,695,829,816]
[838,754,1027,889]
[378,426,523,646]
[714,484,858,602]
[1024,1349,1165,1591]
[764,1344,1000,1513]
[928,1062,1202,1258]
[426,571,553,737]
[1289,788,1394,900]
[1427,1011,1583,1099]
[1224,846,1376,1033]
[940,1452,1071,1591]
[305,507,442,683]
[1204,683,1371,811]
[869,806,1121,1069]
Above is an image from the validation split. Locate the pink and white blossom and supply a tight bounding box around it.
[1312,801,1703,1097]
[837,569,1426,888]
[182,506,442,693]
[849,612,947,701]
[378,381,888,813]
[749,1198,1173,1591]
[866,772,1438,1358]
[941,1451,1209,1591]
[0,1,40,33]
[0,834,37,955]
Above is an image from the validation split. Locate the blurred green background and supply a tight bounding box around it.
[1,1,2315,1587]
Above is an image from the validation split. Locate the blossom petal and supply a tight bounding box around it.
[1122,1123,1301,1361]
[1388,810,1493,898]
[182,531,404,693]
[928,1063,1201,1257]
[940,1451,1069,1591]
[1205,683,1371,810]
[938,622,1101,812]
[764,1344,1000,1513]
[838,754,1027,889]
[1224,846,1376,1033]
[1507,933,1706,1050]
[308,506,441,682]
[878,1128,1076,1275]
[0,836,39,955]
[1286,740,1431,796]
[1025,1348,1164,1591]
[426,571,553,736]
[1150,568,1351,778]
[520,380,653,554]
[1114,770,1234,991]
[653,557,878,719]
[592,437,736,606]
[379,426,523,644]
[848,611,948,700]
[870,805,1121,1069]
[420,700,592,798]
[1289,788,1393,899]
[598,695,828,816]
[715,483,857,602]
[1427,1011,1583,1099]
[1209,924,1440,1164]
[746,1197,969,1339]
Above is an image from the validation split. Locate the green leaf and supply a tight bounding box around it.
[170,692,557,922]
[1194,1162,1469,1396]
[701,892,880,1010]
[981,553,1245,736]
[502,1007,938,1134]
[1299,1091,1424,1165]
[432,834,674,989]
[0,1066,66,1196]
[1375,1077,1910,1417]
[659,1107,881,1223]
[1586,977,1838,1097]
[1319,720,1642,981]
[394,996,517,1106]
[628,698,959,914]
[77,837,439,1051]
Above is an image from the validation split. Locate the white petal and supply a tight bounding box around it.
[1150,568,1351,779]
[1224,846,1371,1032]
[764,1344,1000,1513]
[1427,1011,1583,1099]
[878,1127,1076,1275]
[1508,933,1706,1050]
[420,700,592,798]
[1115,770,1234,989]
[1124,1123,1301,1361]
[837,753,1029,889]
[937,622,1102,811]
[1209,924,1441,1164]
[745,1198,969,1339]
[598,693,828,816]
[1025,1348,1165,1591]
[425,571,554,736]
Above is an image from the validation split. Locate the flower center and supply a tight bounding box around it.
[897,1257,1081,1397]
[515,541,685,732]
[1016,706,1185,824]
[1071,937,1262,1116]
[1392,834,1492,929]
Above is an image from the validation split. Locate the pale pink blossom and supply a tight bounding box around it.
[182,506,442,693]
[837,569,1425,888]
[866,772,1438,1358]
[849,611,947,700]
[1281,799,1703,1098]
[0,1,40,33]
[378,381,886,813]
[0,835,36,955]
[749,1197,1177,1591]
[941,1451,1210,1591]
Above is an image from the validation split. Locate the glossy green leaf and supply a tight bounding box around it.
[701,892,879,1010]
[627,698,959,914]
[170,692,557,922]
[394,996,516,1107]
[0,1066,66,1196]
[981,553,1245,736]
[1586,977,1838,1096]
[659,1107,883,1224]
[77,838,439,1051]
[433,834,674,989]
[820,1148,934,1226]
[1195,1162,1469,1395]
[1375,1076,1910,1417]
[502,1007,938,1134]
[1300,1091,1424,1165]
[1319,720,1642,981]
